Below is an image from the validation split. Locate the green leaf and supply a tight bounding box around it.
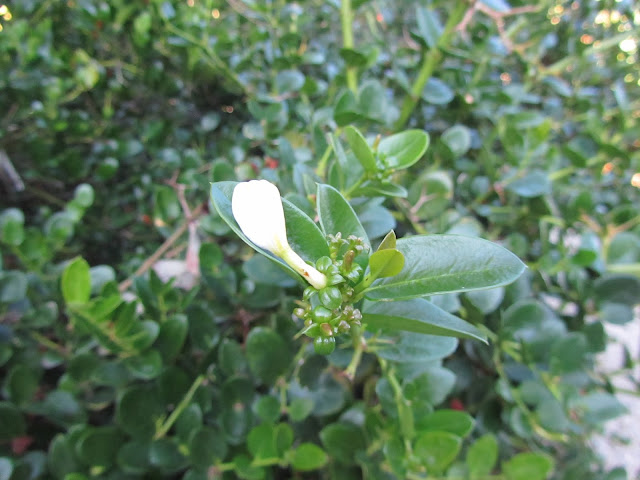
[245,327,291,385]
[0,402,26,441]
[417,410,475,437]
[155,314,188,362]
[466,434,498,478]
[364,235,526,301]
[116,441,150,475]
[189,427,227,468]
[116,385,165,440]
[0,271,27,303]
[210,182,329,281]
[288,397,314,422]
[149,438,187,473]
[502,452,554,480]
[414,431,461,474]
[377,130,429,170]
[506,170,551,198]
[4,365,39,406]
[316,184,369,246]
[415,7,443,48]
[441,125,471,158]
[422,77,454,105]
[363,298,487,342]
[76,427,123,468]
[48,434,81,480]
[320,423,365,465]
[243,254,297,287]
[254,396,281,424]
[275,69,305,93]
[344,126,377,173]
[367,248,404,280]
[62,257,91,305]
[377,230,397,250]
[248,424,278,459]
[0,208,25,246]
[375,332,457,363]
[291,443,328,471]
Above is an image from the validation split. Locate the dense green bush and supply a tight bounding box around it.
[1,0,639,479]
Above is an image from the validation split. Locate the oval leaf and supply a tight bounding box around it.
[316,184,369,246]
[344,126,377,173]
[378,130,429,170]
[62,257,91,305]
[363,298,487,342]
[364,235,526,301]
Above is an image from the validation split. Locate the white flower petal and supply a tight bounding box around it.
[232,180,288,254]
[231,180,327,289]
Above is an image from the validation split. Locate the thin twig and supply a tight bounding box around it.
[118,203,205,292]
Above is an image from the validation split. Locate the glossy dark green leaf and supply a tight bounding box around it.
[116,385,165,440]
[47,434,80,480]
[243,254,297,287]
[320,423,365,465]
[155,314,188,362]
[344,126,376,173]
[76,427,123,468]
[245,327,291,385]
[377,130,429,170]
[189,427,228,468]
[116,441,150,475]
[363,298,486,342]
[364,235,525,301]
[0,402,26,440]
[414,431,461,473]
[254,396,281,424]
[149,438,187,473]
[316,184,369,245]
[291,443,328,471]
[4,365,39,407]
[502,452,554,480]
[62,257,91,305]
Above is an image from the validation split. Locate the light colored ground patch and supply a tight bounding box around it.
[592,307,640,479]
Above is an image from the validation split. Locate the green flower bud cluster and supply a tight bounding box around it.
[293,233,368,355]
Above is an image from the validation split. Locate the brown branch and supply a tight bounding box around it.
[118,203,205,293]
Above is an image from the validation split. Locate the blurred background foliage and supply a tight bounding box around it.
[0,0,639,479]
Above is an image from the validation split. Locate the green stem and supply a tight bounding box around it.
[381,359,414,445]
[393,2,467,131]
[315,142,333,178]
[344,334,365,380]
[154,374,205,440]
[340,0,358,93]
